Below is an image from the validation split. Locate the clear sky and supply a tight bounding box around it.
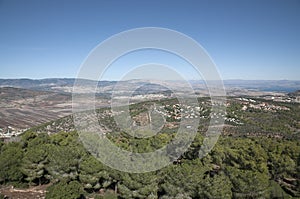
[0,0,299,80]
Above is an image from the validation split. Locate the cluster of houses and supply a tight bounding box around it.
[237,98,290,112]
[154,103,241,126]
[127,101,245,127]
[224,116,243,125]
[248,102,289,111]
[0,126,27,138]
[157,103,209,121]
[261,93,300,103]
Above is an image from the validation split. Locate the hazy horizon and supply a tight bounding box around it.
[1,77,300,81]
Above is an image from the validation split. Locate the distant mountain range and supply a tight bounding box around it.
[0,78,299,93]
[221,79,300,92]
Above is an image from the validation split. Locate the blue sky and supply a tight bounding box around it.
[0,0,299,80]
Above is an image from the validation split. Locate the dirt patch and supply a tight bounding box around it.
[0,185,49,199]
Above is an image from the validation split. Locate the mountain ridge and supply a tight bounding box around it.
[0,78,299,93]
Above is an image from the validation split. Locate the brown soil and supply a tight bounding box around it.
[0,185,49,199]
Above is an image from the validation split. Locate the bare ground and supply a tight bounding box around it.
[0,185,50,199]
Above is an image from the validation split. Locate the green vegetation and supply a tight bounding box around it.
[0,97,299,198]
[0,130,299,198]
[0,142,23,185]
[226,97,300,139]
[46,180,84,199]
